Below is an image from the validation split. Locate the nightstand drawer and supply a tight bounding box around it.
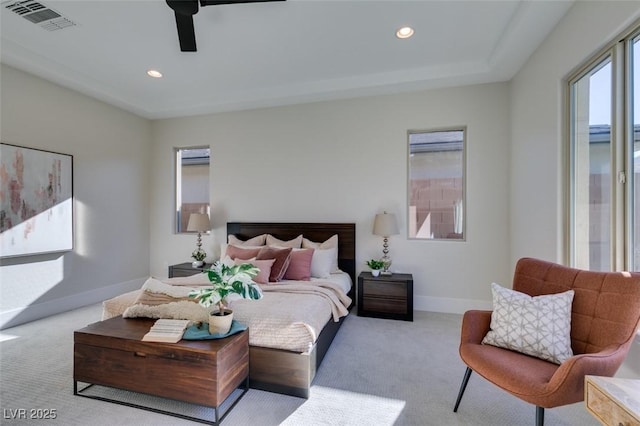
[169,262,211,278]
[362,296,407,314]
[361,280,407,299]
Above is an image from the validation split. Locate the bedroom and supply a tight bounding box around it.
[1,1,640,424]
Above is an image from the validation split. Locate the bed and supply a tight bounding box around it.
[102,222,356,398]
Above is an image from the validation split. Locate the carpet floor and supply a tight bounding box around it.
[0,303,601,425]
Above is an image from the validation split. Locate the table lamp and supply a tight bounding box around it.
[373,211,399,275]
[187,212,210,265]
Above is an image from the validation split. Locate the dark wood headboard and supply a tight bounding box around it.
[226,222,356,296]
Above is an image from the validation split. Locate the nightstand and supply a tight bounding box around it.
[168,262,211,278]
[357,272,413,321]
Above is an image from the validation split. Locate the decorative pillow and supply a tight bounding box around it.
[131,277,198,306]
[310,248,335,278]
[233,257,275,285]
[122,278,208,321]
[256,246,293,282]
[225,244,262,260]
[228,234,266,246]
[302,235,339,272]
[482,283,574,364]
[283,248,314,281]
[266,234,303,248]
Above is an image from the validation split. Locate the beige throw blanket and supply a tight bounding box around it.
[104,277,351,353]
[259,280,351,322]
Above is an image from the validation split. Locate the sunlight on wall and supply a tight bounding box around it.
[0,256,63,312]
[282,386,405,425]
[73,199,89,257]
[0,333,19,343]
[0,199,73,257]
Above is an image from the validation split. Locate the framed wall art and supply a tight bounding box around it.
[0,143,73,258]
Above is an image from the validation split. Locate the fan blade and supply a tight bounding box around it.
[174,12,197,52]
[167,0,198,15]
[200,0,285,6]
[167,0,198,52]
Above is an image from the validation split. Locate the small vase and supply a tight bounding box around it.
[371,269,381,277]
[208,309,233,335]
[192,260,204,268]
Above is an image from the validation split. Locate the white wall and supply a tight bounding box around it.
[0,65,152,328]
[150,83,511,313]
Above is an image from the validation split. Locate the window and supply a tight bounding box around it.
[408,128,466,240]
[568,26,640,271]
[175,147,210,233]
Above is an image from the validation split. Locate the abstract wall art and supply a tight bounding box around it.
[0,143,73,258]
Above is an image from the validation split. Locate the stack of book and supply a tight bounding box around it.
[142,319,191,343]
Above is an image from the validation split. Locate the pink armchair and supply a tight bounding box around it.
[453,258,640,426]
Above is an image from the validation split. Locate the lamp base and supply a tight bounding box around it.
[380,270,393,276]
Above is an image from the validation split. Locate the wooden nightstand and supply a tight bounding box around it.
[357,272,413,321]
[585,375,640,426]
[168,262,212,278]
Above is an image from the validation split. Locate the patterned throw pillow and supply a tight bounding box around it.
[481,283,575,364]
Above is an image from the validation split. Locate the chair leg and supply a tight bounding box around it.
[536,406,544,426]
[453,367,473,412]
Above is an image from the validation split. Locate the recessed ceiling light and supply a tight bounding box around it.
[147,69,163,78]
[396,26,414,39]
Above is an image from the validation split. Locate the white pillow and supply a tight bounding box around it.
[228,234,266,246]
[303,234,339,272]
[266,234,302,248]
[310,248,336,278]
[481,283,574,364]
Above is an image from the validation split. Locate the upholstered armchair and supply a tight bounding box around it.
[453,257,640,426]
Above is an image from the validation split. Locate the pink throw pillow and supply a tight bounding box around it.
[284,248,314,281]
[256,246,293,282]
[226,245,261,260]
[234,258,275,285]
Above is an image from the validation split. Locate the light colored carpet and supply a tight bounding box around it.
[0,304,600,425]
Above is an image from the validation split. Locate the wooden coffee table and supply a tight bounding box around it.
[74,316,249,425]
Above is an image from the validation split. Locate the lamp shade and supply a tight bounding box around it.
[187,213,210,232]
[373,212,399,237]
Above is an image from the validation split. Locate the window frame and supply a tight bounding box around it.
[565,21,640,271]
[174,145,211,234]
[406,126,467,241]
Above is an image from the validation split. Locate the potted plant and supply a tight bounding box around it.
[189,259,263,334]
[191,248,206,267]
[366,259,384,277]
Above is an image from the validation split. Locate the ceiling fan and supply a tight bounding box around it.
[166,0,285,52]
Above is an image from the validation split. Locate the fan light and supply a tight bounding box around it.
[147,69,163,78]
[396,26,414,39]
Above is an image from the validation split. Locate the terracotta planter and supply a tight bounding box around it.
[208,309,233,334]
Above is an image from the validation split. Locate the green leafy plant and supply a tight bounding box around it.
[366,259,384,270]
[189,260,263,316]
[191,249,206,262]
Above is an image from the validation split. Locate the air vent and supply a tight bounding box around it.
[3,0,76,31]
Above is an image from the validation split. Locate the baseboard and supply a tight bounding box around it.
[0,277,146,330]
[414,295,492,315]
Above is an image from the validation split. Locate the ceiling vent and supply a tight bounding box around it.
[3,0,76,31]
